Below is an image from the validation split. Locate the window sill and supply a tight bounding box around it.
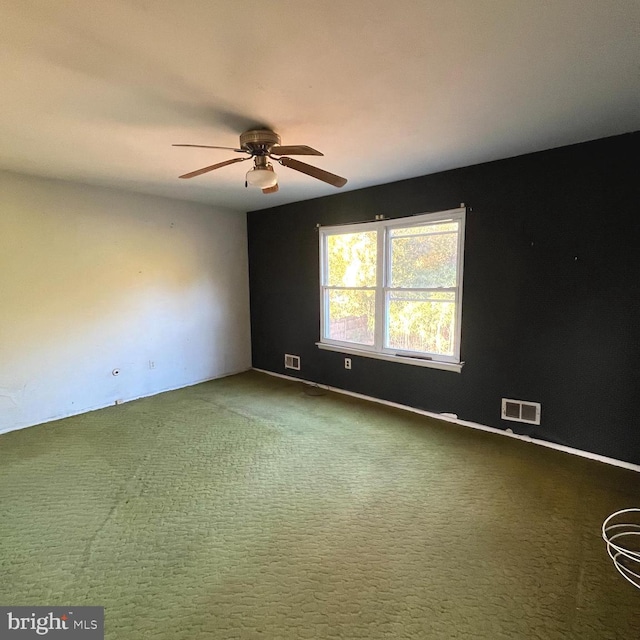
[316,342,464,373]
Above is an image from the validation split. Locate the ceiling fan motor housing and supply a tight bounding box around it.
[240,129,281,155]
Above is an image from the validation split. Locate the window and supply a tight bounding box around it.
[318,207,465,372]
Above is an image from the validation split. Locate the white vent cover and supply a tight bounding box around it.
[284,354,301,370]
[501,398,541,425]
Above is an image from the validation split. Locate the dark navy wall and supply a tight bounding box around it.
[247,133,640,465]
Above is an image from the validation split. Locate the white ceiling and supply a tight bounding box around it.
[1,1,638,212]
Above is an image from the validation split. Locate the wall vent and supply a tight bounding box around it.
[284,354,301,370]
[501,398,541,425]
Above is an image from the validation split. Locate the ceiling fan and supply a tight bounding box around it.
[173,129,347,194]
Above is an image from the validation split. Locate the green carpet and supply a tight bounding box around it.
[1,370,639,639]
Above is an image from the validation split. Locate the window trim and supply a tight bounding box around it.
[318,207,466,371]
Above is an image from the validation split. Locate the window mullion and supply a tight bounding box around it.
[374,227,386,351]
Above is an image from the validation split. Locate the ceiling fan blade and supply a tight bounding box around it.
[262,184,279,194]
[279,157,347,188]
[179,156,248,179]
[173,144,246,153]
[270,145,323,156]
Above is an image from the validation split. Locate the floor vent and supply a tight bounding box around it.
[284,354,301,370]
[501,398,541,425]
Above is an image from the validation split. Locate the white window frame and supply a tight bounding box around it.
[317,207,466,373]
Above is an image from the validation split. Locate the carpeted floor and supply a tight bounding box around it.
[1,370,639,639]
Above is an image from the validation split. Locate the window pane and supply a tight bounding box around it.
[390,228,458,288]
[386,297,456,356]
[326,289,375,345]
[326,231,377,287]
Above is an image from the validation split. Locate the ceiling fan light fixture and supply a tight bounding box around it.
[246,167,278,189]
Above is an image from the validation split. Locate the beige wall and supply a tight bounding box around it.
[0,170,251,432]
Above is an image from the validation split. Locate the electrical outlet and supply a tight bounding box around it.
[345,358,352,370]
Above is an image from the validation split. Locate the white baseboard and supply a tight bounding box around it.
[0,366,252,437]
[253,368,640,475]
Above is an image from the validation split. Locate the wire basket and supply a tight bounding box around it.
[602,508,640,590]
